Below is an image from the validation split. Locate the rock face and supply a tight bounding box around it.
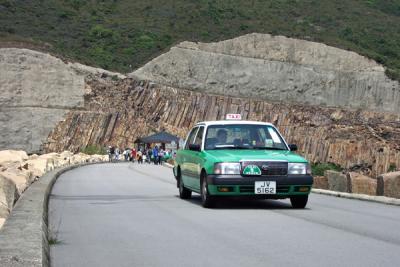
[0,48,125,153]
[44,78,400,178]
[131,33,400,114]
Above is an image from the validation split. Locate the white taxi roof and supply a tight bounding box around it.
[195,120,275,127]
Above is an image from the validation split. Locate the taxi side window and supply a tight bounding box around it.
[193,126,204,146]
[184,127,198,150]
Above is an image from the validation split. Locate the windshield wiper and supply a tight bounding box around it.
[252,147,287,150]
[212,145,251,150]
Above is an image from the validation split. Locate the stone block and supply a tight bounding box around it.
[377,171,400,199]
[26,158,48,178]
[313,176,329,190]
[0,150,28,165]
[348,172,377,195]
[325,170,349,193]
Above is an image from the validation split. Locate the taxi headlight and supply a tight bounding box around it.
[288,163,311,175]
[214,163,241,175]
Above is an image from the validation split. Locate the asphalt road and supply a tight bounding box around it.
[49,163,400,267]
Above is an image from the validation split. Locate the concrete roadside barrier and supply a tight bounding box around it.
[377,171,400,198]
[0,162,107,267]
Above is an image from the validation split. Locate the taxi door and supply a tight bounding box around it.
[180,127,199,189]
[187,126,205,191]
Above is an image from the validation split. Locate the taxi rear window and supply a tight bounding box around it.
[204,124,288,150]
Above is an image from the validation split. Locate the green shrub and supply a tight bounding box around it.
[80,145,107,155]
[89,25,114,39]
[311,162,343,176]
[135,34,156,49]
[388,163,397,172]
[385,68,400,81]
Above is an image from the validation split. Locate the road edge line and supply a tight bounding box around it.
[312,188,400,206]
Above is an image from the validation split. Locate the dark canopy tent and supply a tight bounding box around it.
[135,131,180,145]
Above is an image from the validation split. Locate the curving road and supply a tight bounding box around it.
[49,163,400,267]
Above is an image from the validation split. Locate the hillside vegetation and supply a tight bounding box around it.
[0,0,400,79]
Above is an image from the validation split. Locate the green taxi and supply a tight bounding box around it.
[173,115,313,208]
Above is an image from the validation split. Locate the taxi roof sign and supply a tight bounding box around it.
[226,114,242,120]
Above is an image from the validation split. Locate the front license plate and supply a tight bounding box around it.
[255,181,276,194]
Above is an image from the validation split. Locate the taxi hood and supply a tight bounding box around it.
[204,149,308,163]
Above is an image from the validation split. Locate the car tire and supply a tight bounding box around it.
[178,173,192,199]
[201,174,215,208]
[290,195,308,209]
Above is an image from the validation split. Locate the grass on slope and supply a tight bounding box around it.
[0,0,399,80]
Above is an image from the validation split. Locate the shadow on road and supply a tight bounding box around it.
[176,195,306,210]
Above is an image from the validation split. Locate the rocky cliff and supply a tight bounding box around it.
[2,36,400,178]
[131,33,400,114]
[45,78,400,178]
[0,48,124,153]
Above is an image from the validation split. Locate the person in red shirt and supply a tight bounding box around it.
[131,148,137,163]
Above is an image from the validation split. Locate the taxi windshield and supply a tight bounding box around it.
[204,124,288,150]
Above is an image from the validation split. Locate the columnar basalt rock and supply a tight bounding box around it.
[45,78,400,178]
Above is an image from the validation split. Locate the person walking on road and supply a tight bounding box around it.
[137,150,143,164]
[107,146,115,162]
[115,147,120,161]
[152,146,159,165]
[146,149,152,164]
[131,148,136,163]
[158,149,164,165]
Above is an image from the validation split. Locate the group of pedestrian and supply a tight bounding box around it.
[136,146,168,165]
[107,146,137,162]
[107,145,172,165]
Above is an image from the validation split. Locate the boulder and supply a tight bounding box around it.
[38,153,68,169]
[28,154,39,160]
[89,154,108,163]
[0,150,28,165]
[325,170,349,192]
[313,176,329,190]
[348,172,377,195]
[0,168,34,194]
[59,151,73,162]
[0,174,18,219]
[26,158,49,178]
[377,171,400,198]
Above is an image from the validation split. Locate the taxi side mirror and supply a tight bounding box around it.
[189,144,201,152]
[288,144,298,151]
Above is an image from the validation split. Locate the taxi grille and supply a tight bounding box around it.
[241,161,288,176]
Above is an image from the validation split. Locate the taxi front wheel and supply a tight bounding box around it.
[178,173,192,199]
[201,174,215,208]
[290,196,308,209]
